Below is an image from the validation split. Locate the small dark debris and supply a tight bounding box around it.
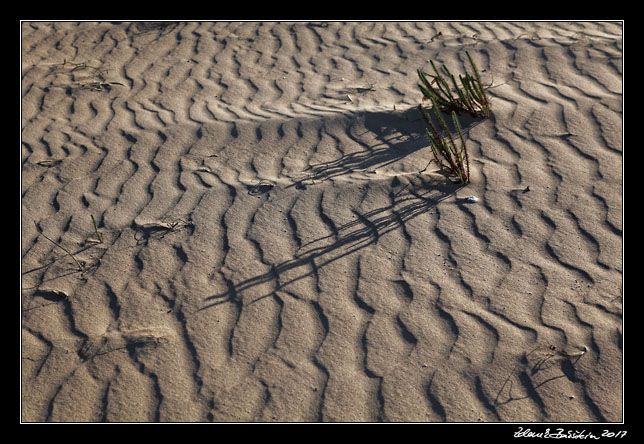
[248,181,275,195]
[37,159,62,167]
[131,22,178,37]
[36,289,68,301]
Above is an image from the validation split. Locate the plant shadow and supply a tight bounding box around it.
[288,106,485,189]
[200,171,464,311]
[199,105,485,310]
[493,345,588,410]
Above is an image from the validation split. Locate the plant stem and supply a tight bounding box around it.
[33,221,84,271]
[91,214,104,243]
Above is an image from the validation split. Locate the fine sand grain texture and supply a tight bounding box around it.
[21,21,622,422]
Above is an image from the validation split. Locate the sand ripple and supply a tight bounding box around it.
[22,21,622,422]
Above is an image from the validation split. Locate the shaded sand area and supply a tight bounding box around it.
[21,21,622,422]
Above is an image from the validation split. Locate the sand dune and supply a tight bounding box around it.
[21,21,622,422]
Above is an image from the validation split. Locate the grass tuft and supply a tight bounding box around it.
[417,97,470,184]
[417,51,490,118]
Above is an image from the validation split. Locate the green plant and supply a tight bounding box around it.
[91,215,104,243]
[417,51,490,118]
[417,97,470,184]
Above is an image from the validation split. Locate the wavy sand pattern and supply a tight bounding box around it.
[21,21,622,422]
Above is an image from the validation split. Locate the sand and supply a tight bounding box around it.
[21,21,622,423]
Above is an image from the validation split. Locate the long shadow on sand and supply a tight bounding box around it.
[200,173,464,310]
[288,106,484,190]
[200,106,484,310]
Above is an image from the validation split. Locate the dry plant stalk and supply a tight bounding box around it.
[91,215,104,243]
[33,221,84,271]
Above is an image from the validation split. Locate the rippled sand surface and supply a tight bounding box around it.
[21,21,622,422]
